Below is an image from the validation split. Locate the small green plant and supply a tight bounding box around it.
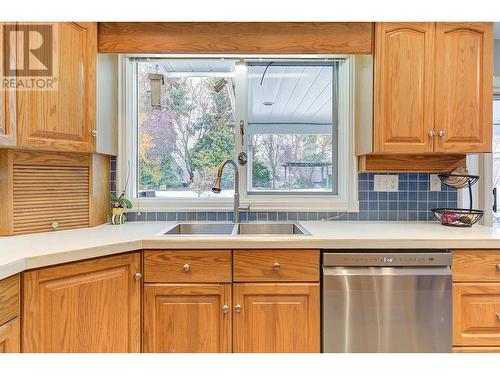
[110,192,132,209]
[110,161,133,210]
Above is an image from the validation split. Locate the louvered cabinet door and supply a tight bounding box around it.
[8,151,91,234]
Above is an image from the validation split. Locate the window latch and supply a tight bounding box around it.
[239,120,245,146]
[494,187,497,213]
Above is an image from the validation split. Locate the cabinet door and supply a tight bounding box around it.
[0,23,16,147]
[0,318,20,353]
[143,284,231,353]
[374,22,435,153]
[23,252,141,353]
[434,22,493,153]
[453,283,500,346]
[16,22,96,152]
[233,283,320,353]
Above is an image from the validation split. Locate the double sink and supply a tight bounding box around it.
[160,222,311,236]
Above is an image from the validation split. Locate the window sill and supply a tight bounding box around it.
[130,197,359,213]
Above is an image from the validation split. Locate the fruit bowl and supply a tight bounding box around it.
[431,208,483,227]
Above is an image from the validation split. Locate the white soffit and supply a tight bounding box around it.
[247,64,333,126]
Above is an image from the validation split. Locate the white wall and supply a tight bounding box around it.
[495,40,500,78]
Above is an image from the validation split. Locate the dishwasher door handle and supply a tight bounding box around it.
[322,266,452,277]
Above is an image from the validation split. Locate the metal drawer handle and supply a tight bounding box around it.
[234,304,242,313]
[496,264,500,271]
[273,262,281,271]
[222,305,229,314]
[183,264,190,273]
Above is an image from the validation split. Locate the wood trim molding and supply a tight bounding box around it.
[97,22,374,54]
[89,154,110,227]
[358,154,466,173]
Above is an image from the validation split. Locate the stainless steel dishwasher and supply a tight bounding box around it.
[322,251,452,353]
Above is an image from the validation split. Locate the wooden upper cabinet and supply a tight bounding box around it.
[368,22,493,157]
[374,23,435,153]
[16,22,96,152]
[233,283,320,353]
[23,252,141,353]
[143,284,231,353]
[434,23,493,153]
[0,23,16,147]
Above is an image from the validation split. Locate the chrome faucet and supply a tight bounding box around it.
[211,159,248,223]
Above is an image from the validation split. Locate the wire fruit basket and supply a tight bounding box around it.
[430,171,483,227]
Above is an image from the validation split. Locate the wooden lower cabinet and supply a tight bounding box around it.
[452,282,500,347]
[22,252,141,353]
[0,318,20,353]
[143,283,231,353]
[233,283,320,353]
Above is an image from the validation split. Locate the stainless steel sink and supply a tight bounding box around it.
[161,223,235,235]
[160,222,310,236]
[236,222,310,235]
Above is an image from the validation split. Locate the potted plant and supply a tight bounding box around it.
[110,192,132,225]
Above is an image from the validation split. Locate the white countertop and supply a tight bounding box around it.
[1,221,500,280]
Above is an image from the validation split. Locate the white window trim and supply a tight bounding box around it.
[117,54,359,212]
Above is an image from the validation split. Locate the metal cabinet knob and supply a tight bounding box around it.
[91,130,97,137]
[496,312,500,321]
[234,304,242,313]
[438,130,445,137]
[222,305,229,314]
[496,264,500,271]
[51,221,59,229]
[273,262,281,271]
[183,264,190,273]
[135,272,142,281]
[428,130,436,137]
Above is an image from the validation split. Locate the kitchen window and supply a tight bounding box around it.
[119,56,358,212]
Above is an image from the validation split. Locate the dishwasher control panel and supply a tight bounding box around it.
[323,251,451,267]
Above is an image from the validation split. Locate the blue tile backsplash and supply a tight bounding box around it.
[110,157,457,222]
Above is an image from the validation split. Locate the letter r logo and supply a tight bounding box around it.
[3,24,53,77]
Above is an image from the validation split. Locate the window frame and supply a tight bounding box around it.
[117,54,359,212]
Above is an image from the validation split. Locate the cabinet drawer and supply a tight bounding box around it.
[0,275,20,326]
[453,283,500,346]
[233,250,319,282]
[144,250,232,283]
[452,250,500,282]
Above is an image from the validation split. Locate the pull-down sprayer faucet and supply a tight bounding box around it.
[211,160,248,223]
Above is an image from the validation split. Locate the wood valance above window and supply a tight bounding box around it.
[97,22,374,54]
